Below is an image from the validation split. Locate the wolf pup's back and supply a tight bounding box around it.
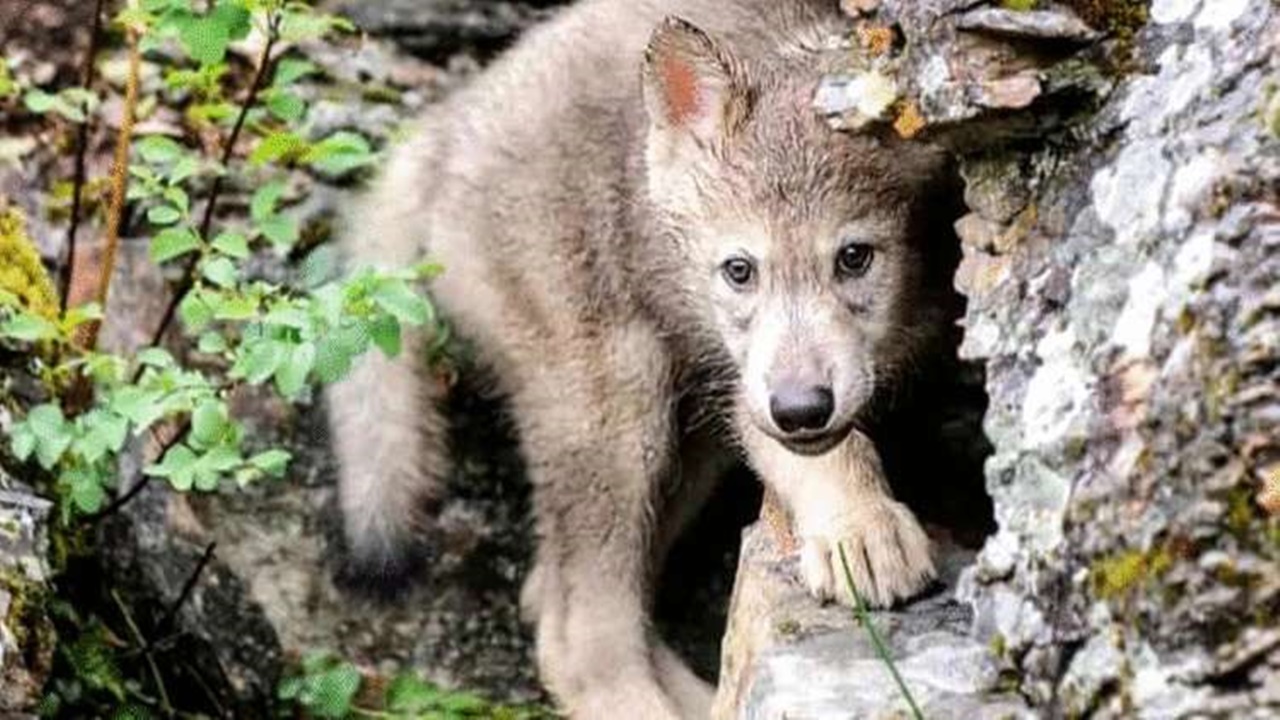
[329,0,951,717]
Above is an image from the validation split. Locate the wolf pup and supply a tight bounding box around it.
[328,0,953,716]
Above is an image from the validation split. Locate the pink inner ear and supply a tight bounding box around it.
[660,54,702,127]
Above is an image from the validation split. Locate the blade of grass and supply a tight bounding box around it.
[837,542,925,720]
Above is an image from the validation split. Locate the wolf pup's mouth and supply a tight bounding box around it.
[776,425,853,457]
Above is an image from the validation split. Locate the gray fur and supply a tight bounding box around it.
[327,1,950,716]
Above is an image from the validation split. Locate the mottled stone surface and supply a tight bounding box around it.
[954,0,1280,711]
[326,0,568,62]
[713,526,1027,720]
[0,475,55,715]
[729,0,1279,717]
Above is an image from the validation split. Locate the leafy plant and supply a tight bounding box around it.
[0,1,439,716]
[2,0,425,526]
[279,653,557,720]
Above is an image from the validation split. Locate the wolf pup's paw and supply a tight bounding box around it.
[797,496,935,609]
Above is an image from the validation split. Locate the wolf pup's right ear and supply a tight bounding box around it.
[642,17,754,150]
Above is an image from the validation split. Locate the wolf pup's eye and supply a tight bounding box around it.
[721,257,756,289]
[836,242,874,278]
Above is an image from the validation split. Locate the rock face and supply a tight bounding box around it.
[713,526,1027,720]
[724,0,1280,717]
[0,477,55,716]
[327,0,569,62]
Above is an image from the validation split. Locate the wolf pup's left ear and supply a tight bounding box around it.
[642,16,753,148]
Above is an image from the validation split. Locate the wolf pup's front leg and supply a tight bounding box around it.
[740,421,936,608]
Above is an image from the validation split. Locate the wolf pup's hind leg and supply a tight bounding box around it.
[516,322,688,720]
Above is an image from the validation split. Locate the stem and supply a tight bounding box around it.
[146,17,282,350]
[76,23,141,350]
[156,541,217,637]
[837,543,925,720]
[59,0,107,312]
[111,588,174,716]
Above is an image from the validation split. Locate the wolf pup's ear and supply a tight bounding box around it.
[642,17,753,148]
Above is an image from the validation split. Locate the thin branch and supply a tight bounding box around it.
[60,0,108,311]
[146,18,282,350]
[110,588,174,716]
[76,22,141,350]
[157,541,217,637]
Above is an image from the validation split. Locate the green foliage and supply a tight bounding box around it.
[279,654,557,720]
[0,0,434,528]
[1,0,461,716]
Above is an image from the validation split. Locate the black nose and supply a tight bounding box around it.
[769,385,834,434]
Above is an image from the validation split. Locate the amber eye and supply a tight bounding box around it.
[836,243,874,278]
[721,257,756,288]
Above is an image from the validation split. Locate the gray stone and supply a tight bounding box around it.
[713,526,1028,720]
[0,479,55,715]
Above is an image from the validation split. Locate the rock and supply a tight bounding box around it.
[0,479,56,716]
[712,525,1028,719]
[326,0,569,61]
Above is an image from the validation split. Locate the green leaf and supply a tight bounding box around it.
[23,89,58,114]
[197,332,228,354]
[174,2,249,67]
[250,132,307,166]
[179,289,216,332]
[273,58,318,86]
[190,400,230,449]
[372,280,429,325]
[234,338,287,384]
[279,9,354,43]
[313,325,367,384]
[386,674,440,713]
[212,293,259,321]
[74,411,130,463]
[10,425,36,462]
[247,449,291,478]
[274,342,315,399]
[211,231,249,259]
[265,90,305,122]
[367,314,401,357]
[136,135,184,165]
[146,444,198,491]
[0,313,59,342]
[107,387,167,430]
[147,205,182,225]
[250,180,286,222]
[66,466,107,514]
[301,131,375,176]
[307,662,362,719]
[27,404,71,470]
[135,347,175,368]
[258,215,298,249]
[202,256,239,288]
[150,227,201,263]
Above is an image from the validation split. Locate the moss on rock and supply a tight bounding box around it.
[0,206,58,320]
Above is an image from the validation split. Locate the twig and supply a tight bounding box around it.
[110,588,174,716]
[146,17,282,350]
[75,22,141,350]
[157,541,217,637]
[837,543,926,720]
[60,0,107,312]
